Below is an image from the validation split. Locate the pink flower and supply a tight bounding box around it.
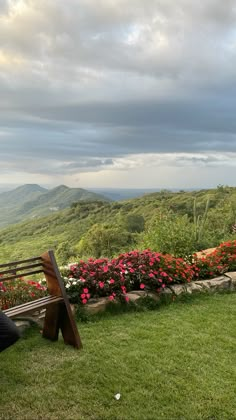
[109,295,115,301]
[125,296,129,302]
[83,288,89,293]
[86,293,91,299]
[80,293,86,299]
[140,283,145,289]
[82,299,87,304]
[99,281,105,289]
[148,273,154,278]
[109,279,115,284]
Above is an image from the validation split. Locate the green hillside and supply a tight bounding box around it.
[0,184,110,227]
[1,185,236,264]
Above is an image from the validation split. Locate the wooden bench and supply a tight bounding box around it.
[0,250,82,349]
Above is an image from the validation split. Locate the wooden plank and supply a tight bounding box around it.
[0,262,43,277]
[1,269,44,282]
[0,256,42,269]
[4,296,64,317]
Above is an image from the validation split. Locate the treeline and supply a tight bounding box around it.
[1,185,236,264]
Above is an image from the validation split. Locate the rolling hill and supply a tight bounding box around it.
[1,185,236,263]
[0,184,110,227]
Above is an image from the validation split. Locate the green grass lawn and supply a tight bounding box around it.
[1,293,236,420]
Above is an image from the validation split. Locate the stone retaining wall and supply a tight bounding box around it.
[15,272,236,328]
[86,271,236,314]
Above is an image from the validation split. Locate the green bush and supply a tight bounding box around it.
[140,212,196,257]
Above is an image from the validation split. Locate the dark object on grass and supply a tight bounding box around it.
[0,311,20,352]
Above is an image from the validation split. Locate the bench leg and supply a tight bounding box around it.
[59,303,82,349]
[42,303,82,349]
[42,303,60,341]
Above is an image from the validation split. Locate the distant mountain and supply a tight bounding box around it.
[0,184,110,227]
[0,184,47,207]
[88,188,201,201]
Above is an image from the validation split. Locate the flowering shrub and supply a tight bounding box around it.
[61,249,196,305]
[193,240,236,279]
[0,279,47,310]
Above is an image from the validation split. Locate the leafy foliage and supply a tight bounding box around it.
[141,212,196,257]
[1,186,236,263]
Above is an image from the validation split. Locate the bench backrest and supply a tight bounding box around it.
[0,250,82,349]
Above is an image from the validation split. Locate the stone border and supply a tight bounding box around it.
[15,272,236,326]
[86,272,236,314]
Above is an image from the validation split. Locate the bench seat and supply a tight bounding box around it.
[3,295,64,318]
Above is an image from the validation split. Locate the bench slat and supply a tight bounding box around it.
[0,262,43,277]
[3,296,64,317]
[0,256,42,269]
[1,269,44,282]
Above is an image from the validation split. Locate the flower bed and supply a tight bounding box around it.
[0,279,47,310]
[62,240,236,306]
[62,241,236,305]
[2,240,236,310]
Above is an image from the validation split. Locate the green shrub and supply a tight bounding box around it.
[141,212,196,257]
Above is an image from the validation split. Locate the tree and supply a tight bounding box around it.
[55,241,75,264]
[124,214,145,233]
[76,223,135,258]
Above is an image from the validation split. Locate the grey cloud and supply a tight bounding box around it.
[0,1,236,183]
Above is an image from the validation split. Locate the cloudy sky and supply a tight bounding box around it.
[1,0,236,189]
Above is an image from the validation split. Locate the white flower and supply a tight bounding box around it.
[65,284,70,289]
[114,393,121,400]
[72,281,77,285]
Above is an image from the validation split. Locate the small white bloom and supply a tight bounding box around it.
[114,393,121,400]
[65,284,70,289]
[72,281,77,285]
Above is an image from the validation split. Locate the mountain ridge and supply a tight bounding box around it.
[0,183,110,227]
